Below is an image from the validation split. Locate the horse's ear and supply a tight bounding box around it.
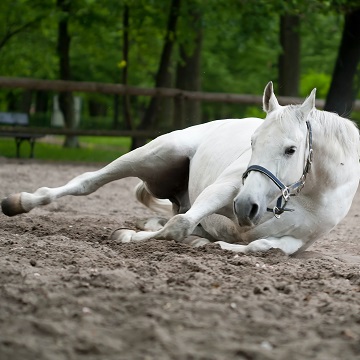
[263,81,280,113]
[300,88,316,119]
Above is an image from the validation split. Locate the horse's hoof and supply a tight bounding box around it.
[191,238,211,247]
[1,193,26,217]
[109,228,136,243]
[136,217,167,231]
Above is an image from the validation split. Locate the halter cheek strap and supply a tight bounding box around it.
[242,121,313,219]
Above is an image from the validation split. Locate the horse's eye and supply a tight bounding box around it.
[285,146,296,155]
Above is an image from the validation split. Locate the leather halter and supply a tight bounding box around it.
[242,121,313,219]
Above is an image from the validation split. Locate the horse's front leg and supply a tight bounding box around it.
[110,181,239,244]
[216,236,304,255]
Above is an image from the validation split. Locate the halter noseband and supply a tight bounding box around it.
[242,121,313,219]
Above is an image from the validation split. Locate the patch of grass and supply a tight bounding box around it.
[0,136,131,163]
[78,136,131,147]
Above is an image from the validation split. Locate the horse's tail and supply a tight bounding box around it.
[134,181,173,216]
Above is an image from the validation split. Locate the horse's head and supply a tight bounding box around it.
[234,82,316,227]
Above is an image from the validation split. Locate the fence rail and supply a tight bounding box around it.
[1,76,359,110]
[0,126,164,138]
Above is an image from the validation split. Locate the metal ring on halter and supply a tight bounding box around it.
[273,207,281,219]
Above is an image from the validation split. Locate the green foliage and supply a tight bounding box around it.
[0,0,358,139]
[244,106,266,119]
[301,12,343,75]
[300,72,331,98]
[0,0,56,78]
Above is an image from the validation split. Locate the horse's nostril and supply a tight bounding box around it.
[249,203,259,220]
[234,197,262,226]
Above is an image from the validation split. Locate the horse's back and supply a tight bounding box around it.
[142,118,261,201]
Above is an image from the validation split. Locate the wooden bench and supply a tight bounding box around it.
[0,112,44,158]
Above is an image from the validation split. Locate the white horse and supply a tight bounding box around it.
[2,82,359,255]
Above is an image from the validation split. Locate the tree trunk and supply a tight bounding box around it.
[113,5,133,131]
[174,8,202,128]
[21,90,32,114]
[122,5,133,131]
[88,99,107,117]
[155,64,174,131]
[131,0,181,149]
[113,94,120,129]
[7,92,18,111]
[324,9,360,116]
[57,0,78,148]
[278,14,300,96]
[35,91,49,113]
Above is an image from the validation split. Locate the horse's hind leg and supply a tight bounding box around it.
[1,130,200,217]
[134,182,192,234]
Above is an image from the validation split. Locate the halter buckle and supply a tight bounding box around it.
[296,175,306,193]
[273,206,281,219]
[309,148,313,163]
[282,187,290,202]
[304,149,313,174]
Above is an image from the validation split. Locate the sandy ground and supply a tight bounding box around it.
[0,158,359,360]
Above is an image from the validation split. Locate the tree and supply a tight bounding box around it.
[0,0,43,51]
[0,0,51,116]
[57,0,78,148]
[324,8,360,115]
[121,4,133,131]
[131,0,182,149]
[278,14,300,96]
[174,0,203,128]
[0,0,358,135]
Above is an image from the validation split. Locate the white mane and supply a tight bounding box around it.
[275,105,359,158]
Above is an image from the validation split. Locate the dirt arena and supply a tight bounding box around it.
[0,158,359,360]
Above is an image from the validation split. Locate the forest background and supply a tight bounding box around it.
[0,0,359,149]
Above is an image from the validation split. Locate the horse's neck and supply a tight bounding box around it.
[301,117,359,221]
[308,114,357,186]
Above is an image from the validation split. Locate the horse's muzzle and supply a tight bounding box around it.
[233,195,265,227]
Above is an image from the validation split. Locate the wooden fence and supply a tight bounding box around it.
[0,76,359,138]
